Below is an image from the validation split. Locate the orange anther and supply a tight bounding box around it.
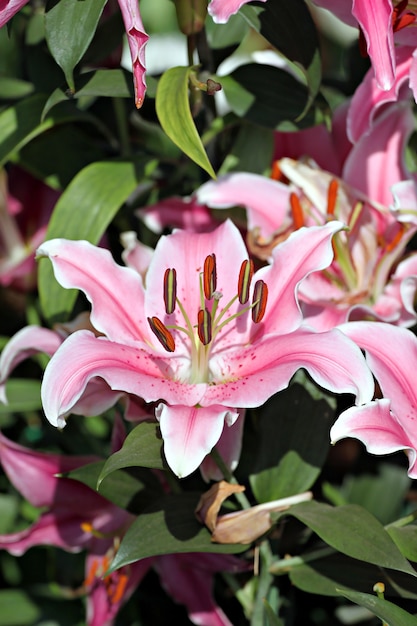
[385,224,405,253]
[289,193,304,229]
[83,559,99,587]
[271,161,283,181]
[327,179,339,217]
[110,572,129,605]
[148,316,175,352]
[203,253,217,300]
[252,280,268,323]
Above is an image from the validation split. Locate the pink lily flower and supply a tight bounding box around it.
[0,1,148,109]
[0,167,58,292]
[0,431,245,626]
[197,104,417,331]
[312,0,417,92]
[331,321,417,478]
[136,196,217,235]
[36,219,373,478]
[208,0,267,24]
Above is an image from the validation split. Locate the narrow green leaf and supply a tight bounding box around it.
[340,590,417,626]
[98,422,166,486]
[109,493,249,571]
[156,66,216,179]
[279,501,417,577]
[0,77,34,99]
[38,158,157,323]
[45,0,107,91]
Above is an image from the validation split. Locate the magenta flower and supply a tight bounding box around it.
[0,167,58,291]
[197,105,417,331]
[0,1,148,109]
[331,321,417,478]
[36,220,373,478]
[312,0,417,92]
[0,431,245,626]
[208,0,267,23]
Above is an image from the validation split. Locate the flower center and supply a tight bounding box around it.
[147,254,268,384]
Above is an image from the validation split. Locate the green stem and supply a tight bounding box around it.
[112,98,131,158]
[269,546,335,575]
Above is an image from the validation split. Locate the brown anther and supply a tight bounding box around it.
[148,316,175,352]
[203,254,217,300]
[163,268,177,314]
[197,307,212,345]
[327,179,339,217]
[252,280,268,323]
[289,192,304,229]
[238,259,254,304]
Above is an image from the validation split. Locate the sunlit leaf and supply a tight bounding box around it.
[156,66,216,178]
[44,0,107,91]
[38,157,157,323]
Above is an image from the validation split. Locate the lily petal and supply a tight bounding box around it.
[208,0,267,24]
[353,0,395,91]
[41,330,206,427]
[156,403,239,478]
[37,239,149,345]
[0,0,29,28]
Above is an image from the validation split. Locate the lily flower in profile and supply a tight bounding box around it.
[208,0,267,23]
[36,219,373,478]
[331,321,417,478]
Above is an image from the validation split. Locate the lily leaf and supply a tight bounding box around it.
[38,158,157,323]
[109,493,249,571]
[156,66,216,179]
[278,501,417,577]
[45,0,107,91]
[98,422,166,487]
[340,589,417,625]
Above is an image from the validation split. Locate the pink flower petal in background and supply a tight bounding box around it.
[208,0,267,24]
[332,322,417,477]
[0,0,29,27]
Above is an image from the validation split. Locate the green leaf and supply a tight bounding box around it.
[155,66,216,178]
[68,460,163,513]
[340,590,417,626]
[387,525,417,563]
[278,501,417,577]
[0,94,103,167]
[0,77,34,99]
[45,0,107,91]
[0,379,42,413]
[218,122,274,175]
[241,0,321,113]
[98,422,166,487]
[0,590,40,626]
[288,553,417,599]
[109,493,249,571]
[42,69,136,118]
[249,384,334,502]
[220,64,325,130]
[38,157,157,323]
